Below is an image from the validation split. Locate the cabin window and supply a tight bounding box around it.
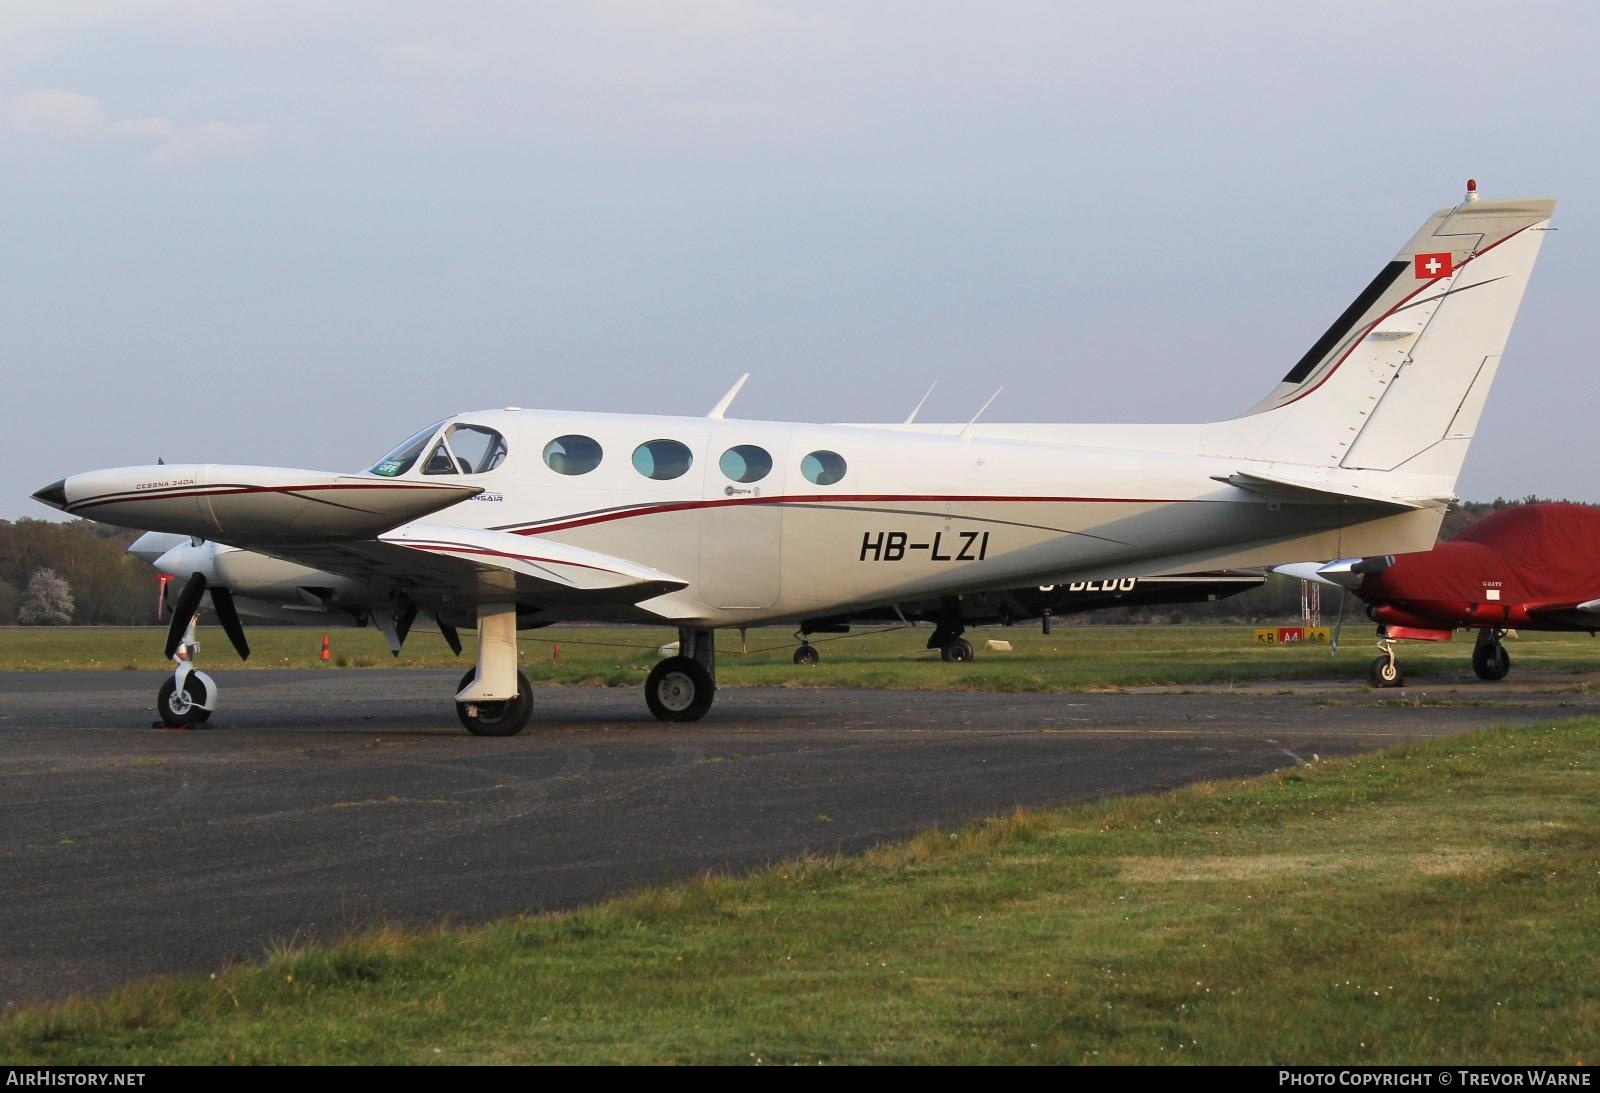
[543,434,604,476]
[422,424,509,476]
[632,439,694,481]
[719,444,772,484]
[800,450,847,486]
[370,421,446,477]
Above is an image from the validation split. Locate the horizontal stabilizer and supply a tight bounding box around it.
[1216,471,1443,510]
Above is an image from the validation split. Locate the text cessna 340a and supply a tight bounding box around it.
[34,185,1555,734]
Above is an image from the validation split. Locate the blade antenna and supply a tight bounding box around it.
[960,387,1003,440]
[707,373,750,419]
[904,382,938,425]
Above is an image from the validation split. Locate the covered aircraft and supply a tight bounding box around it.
[35,185,1555,733]
[1284,503,1600,686]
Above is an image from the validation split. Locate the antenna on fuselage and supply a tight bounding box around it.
[960,387,1003,440]
[904,382,938,424]
[707,373,751,419]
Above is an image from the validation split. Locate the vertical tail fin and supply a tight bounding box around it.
[1224,192,1555,489]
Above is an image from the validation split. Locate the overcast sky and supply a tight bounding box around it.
[4,1,1597,520]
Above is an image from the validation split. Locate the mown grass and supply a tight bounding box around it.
[4,624,1600,690]
[3,720,1595,1064]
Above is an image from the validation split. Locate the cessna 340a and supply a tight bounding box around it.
[34,185,1555,734]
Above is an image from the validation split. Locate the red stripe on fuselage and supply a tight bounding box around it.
[512,492,1209,536]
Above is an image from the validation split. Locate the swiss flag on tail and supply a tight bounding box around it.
[1414,252,1453,279]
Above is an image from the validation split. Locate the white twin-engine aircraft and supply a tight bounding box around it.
[35,186,1555,734]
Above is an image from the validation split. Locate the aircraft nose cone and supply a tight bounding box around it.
[32,479,68,510]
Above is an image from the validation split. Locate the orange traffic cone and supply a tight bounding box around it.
[320,634,331,662]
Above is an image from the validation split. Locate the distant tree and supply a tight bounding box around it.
[0,577,18,625]
[17,568,75,625]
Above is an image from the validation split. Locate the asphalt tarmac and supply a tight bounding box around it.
[2,668,1595,1010]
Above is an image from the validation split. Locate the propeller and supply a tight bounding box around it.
[1331,586,1348,655]
[164,573,209,659]
[210,586,251,661]
[161,571,251,661]
[438,619,463,656]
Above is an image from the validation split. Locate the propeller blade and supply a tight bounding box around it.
[164,573,208,660]
[1331,586,1348,655]
[438,619,462,656]
[210,587,251,661]
[396,603,418,649]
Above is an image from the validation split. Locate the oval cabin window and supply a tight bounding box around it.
[719,444,772,484]
[632,439,694,481]
[543,435,604,476]
[800,450,847,486]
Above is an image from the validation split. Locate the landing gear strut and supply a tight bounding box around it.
[453,602,533,736]
[1369,630,1404,688]
[157,613,217,728]
[1472,628,1512,681]
[647,627,717,722]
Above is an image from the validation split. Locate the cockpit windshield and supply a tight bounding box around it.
[371,421,445,477]
[371,421,509,478]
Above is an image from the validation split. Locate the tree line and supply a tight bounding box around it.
[0,496,1584,625]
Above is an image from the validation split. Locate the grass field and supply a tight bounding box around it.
[2,718,1595,1064]
[5,623,1600,690]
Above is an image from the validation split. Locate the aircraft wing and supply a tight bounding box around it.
[36,464,482,540]
[1520,600,1600,629]
[258,523,689,609]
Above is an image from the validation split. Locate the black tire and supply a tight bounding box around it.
[793,645,820,666]
[940,638,975,663]
[455,669,533,736]
[156,674,211,728]
[1472,641,1511,681]
[1369,656,1403,688]
[645,656,715,722]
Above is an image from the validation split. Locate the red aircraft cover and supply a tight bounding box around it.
[1365,503,1600,605]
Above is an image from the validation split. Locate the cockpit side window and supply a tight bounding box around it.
[443,425,508,474]
[422,440,460,475]
[371,421,445,477]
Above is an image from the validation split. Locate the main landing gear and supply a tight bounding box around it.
[928,621,974,663]
[1472,628,1512,681]
[646,627,717,722]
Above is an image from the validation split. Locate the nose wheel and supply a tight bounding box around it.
[1369,634,1404,688]
[156,669,215,728]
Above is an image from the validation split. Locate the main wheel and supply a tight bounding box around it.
[455,669,533,736]
[940,638,975,663]
[1472,641,1511,681]
[1368,655,1403,688]
[156,674,212,728]
[793,644,820,666]
[645,656,715,722]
